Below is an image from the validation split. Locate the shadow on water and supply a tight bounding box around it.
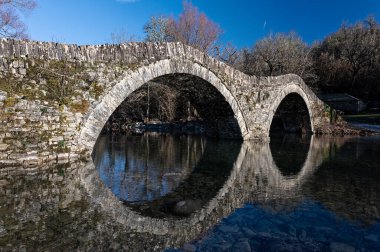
[2,135,380,250]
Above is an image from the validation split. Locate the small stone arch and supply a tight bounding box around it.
[266,84,315,136]
[79,58,249,152]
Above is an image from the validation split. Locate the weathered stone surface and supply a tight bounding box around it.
[0,91,7,101]
[57,153,69,160]
[0,144,9,151]
[0,179,9,186]
[0,159,18,167]
[21,156,41,168]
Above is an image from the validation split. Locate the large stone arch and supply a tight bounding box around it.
[79,58,249,151]
[265,84,315,136]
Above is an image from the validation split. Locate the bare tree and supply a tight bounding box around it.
[144,1,222,53]
[149,82,178,121]
[110,28,138,44]
[167,1,222,52]
[232,48,254,75]
[0,0,36,39]
[312,16,380,97]
[248,32,316,83]
[143,16,169,42]
[116,82,179,122]
[214,42,240,66]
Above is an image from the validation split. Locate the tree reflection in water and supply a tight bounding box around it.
[93,132,243,217]
[93,133,206,202]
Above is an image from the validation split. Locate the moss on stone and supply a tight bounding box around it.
[89,82,104,100]
[3,97,17,107]
[126,62,141,71]
[0,73,23,95]
[69,100,90,114]
[262,91,270,101]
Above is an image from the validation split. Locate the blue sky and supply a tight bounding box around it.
[23,0,380,48]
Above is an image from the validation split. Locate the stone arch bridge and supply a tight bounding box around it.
[0,39,335,167]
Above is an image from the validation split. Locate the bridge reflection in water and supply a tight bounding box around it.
[83,133,353,246]
[1,135,380,250]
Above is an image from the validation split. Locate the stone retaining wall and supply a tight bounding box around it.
[0,91,84,169]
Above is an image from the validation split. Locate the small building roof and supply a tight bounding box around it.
[318,93,363,102]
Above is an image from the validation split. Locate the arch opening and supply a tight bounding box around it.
[269,93,312,136]
[80,59,249,152]
[100,73,243,139]
[90,72,245,217]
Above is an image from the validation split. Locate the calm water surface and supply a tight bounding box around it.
[1,133,380,251]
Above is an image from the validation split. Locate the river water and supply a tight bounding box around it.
[1,133,380,251]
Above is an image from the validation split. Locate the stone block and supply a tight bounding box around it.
[0,143,9,151]
[0,159,18,167]
[18,68,26,75]
[69,153,79,160]
[57,153,69,160]
[9,153,23,160]
[0,91,7,102]
[0,179,9,187]
[21,156,41,168]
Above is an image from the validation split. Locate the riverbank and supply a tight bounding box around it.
[314,121,378,136]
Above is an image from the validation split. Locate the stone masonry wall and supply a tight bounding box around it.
[0,92,83,169]
[0,40,135,170]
